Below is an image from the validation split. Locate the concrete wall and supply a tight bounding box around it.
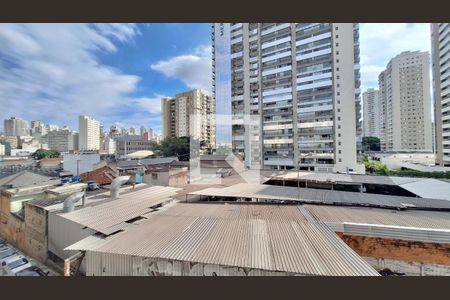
[48,212,96,260]
[168,168,188,187]
[24,203,48,262]
[364,256,450,276]
[143,167,188,187]
[144,171,169,186]
[0,192,26,250]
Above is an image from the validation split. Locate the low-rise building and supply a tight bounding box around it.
[115,135,156,157]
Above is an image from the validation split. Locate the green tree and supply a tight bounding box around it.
[154,136,190,161]
[215,144,232,155]
[363,159,389,175]
[362,136,381,152]
[31,149,61,160]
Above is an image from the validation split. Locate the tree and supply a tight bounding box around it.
[363,159,389,175]
[31,149,61,160]
[362,136,381,152]
[154,136,190,161]
[214,144,232,155]
[200,140,213,154]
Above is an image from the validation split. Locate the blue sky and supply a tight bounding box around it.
[0,23,431,134]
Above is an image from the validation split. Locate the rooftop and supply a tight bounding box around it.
[0,170,60,190]
[69,202,379,276]
[187,183,450,211]
[59,185,181,235]
[267,171,450,201]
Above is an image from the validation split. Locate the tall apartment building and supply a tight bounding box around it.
[378,51,432,152]
[161,89,215,149]
[78,116,101,151]
[362,88,381,138]
[432,23,450,166]
[47,129,78,152]
[212,23,364,173]
[4,117,29,136]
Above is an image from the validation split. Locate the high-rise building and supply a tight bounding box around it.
[432,23,450,166]
[78,116,101,151]
[47,129,78,152]
[362,88,381,138]
[101,135,116,155]
[130,127,136,135]
[378,51,432,152]
[140,126,147,136]
[161,89,215,149]
[4,117,29,136]
[212,23,364,173]
[162,97,177,139]
[212,23,233,147]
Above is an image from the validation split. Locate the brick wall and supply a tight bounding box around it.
[337,233,450,266]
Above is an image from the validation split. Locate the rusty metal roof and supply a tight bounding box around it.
[188,183,450,211]
[59,186,181,235]
[87,203,379,276]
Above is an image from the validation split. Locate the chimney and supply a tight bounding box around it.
[63,191,85,213]
[110,176,130,198]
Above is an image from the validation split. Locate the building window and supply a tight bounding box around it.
[152,173,158,180]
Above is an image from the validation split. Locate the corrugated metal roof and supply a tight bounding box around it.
[303,205,450,230]
[268,171,445,188]
[396,178,450,201]
[89,203,379,276]
[188,183,450,210]
[59,186,181,235]
[64,234,112,251]
[341,223,450,244]
[0,170,60,189]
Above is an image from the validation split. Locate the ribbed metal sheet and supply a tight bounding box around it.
[342,223,450,244]
[303,205,450,229]
[188,183,450,210]
[64,235,112,251]
[60,186,180,235]
[89,203,379,276]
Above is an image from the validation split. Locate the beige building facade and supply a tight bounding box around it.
[161,89,215,150]
[378,51,432,152]
[432,23,450,166]
[363,89,381,138]
[78,116,100,151]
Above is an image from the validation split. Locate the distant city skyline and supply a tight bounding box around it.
[0,23,431,133]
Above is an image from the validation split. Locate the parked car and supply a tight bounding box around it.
[15,266,49,276]
[2,256,32,274]
[1,254,25,266]
[0,248,17,263]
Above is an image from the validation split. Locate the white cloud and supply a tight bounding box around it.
[132,94,169,115]
[150,45,212,91]
[0,23,149,131]
[360,23,431,90]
